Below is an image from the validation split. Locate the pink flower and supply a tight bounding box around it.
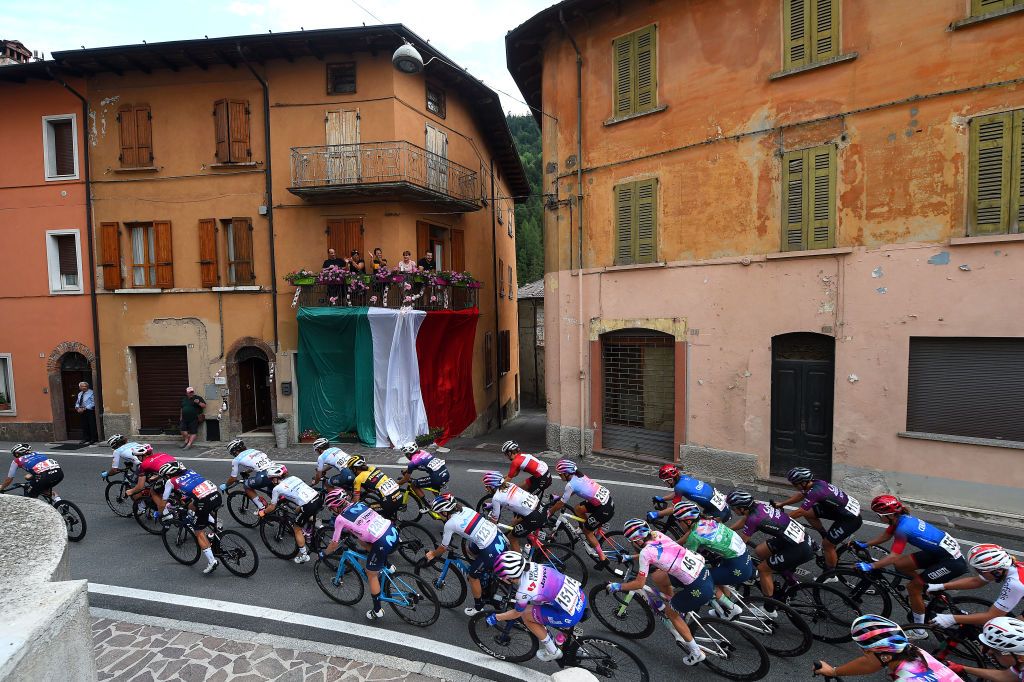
[369,295,378,303]
[430,295,438,302]
[403,282,412,291]
[328,296,338,304]
[403,295,412,303]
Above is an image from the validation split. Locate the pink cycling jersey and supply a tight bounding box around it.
[331,502,391,544]
[513,562,585,614]
[638,531,706,584]
[561,474,611,506]
[889,649,962,681]
[140,453,176,476]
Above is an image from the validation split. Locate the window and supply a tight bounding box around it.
[485,332,495,388]
[612,25,658,120]
[907,337,1024,443]
[508,264,514,298]
[614,178,658,265]
[0,354,15,414]
[972,0,1024,17]
[969,110,1023,236]
[225,218,255,285]
[508,207,514,237]
[497,200,504,224]
[499,257,505,298]
[213,99,251,164]
[781,144,837,251]
[498,330,512,376]
[327,63,356,95]
[783,0,840,70]
[128,221,173,288]
[42,114,78,180]
[117,103,154,168]
[45,230,82,294]
[426,84,446,118]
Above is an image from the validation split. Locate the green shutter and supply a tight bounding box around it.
[972,0,1012,15]
[635,178,658,263]
[969,113,1012,236]
[809,145,837,249]
[634,25,657,114]
[782,150,808,250]
[615,183,636,265]
[784,0,811,69]
[1011,110,1024,234]
[613,35,634,118]
[812,0,840,62]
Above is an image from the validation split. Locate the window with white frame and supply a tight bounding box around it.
[0,354,15,414]
[45,230,83,293]
[42,114,78,181]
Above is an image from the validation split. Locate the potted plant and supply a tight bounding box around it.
[415,426,445,448]
[299,428,321,444]
[272,416,289,448]
[284,269,317,286]
[0,392,9,411]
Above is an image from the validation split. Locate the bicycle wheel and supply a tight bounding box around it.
[475,493,493,513]
[313,558,365,605]
[468,611,539,663]
[568,636,650,682]
[415,560,468,608]
[133,497,164,535]
[54,500,87,542]
[736,596,813,658]
[587,584,655,639]
[227,491,260,529]
[260,515,299,559]
[396,521,436,564]
[383,571,440,627]
[925,594,991,622]
[539,543,590,587]
[786,582,861,643]
[216,530,259,577]
[694,616,771,681]
[910,623,989,668]
[105,481,134,518]
[162,524,201,565]
[816,568,892,618]
[396,492,425,524]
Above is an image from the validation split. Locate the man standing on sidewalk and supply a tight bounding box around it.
[179,387,207,450]
[75,381,97,445]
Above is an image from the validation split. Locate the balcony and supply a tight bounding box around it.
[297,280,479,311]
[288,141,482,212]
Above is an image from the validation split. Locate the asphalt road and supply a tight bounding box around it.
[41,448,1016,682]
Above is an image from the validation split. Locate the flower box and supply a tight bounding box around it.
[298,435,318,443]
[292,276,316,286]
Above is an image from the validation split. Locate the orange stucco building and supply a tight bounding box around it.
[508,0,1024,514]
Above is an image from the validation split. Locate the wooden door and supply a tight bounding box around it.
[425,124,449,193]
[135,346,189,433]
[61,352,91,440]
[238,357,271,432]
[770,334,835,479]
[327,218,364,258]
[326,110,359,183]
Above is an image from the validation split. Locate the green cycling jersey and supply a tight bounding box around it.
[683,518,746,559]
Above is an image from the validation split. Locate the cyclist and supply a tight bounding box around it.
[674,501,753,620]
[606,519,709,665]
[101,434,143,479]
[813,614,962,680]
[160,462,223,574]
[547,459,615,570]
[856,495,967,638]
[503,440,551,494]
[221,439,276,513]
[488,551,586,662]
[481,471,544,552]
[947,616,1024,682]
[310,437,349,487]
[349,456,403,520]
[420,493,510,616]
[3,444,64,499]
[396,443,450,502]
[727,490,814,604]
[926,543,1023,630]
[774,467,863,572]
[320,488,399,621]
[258,465,323,564]
[124,446,175,512]
[651,464,730,522]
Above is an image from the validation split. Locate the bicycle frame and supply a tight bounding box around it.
[332,549,420,609]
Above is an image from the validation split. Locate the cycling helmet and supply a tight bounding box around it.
[130,444,151,459]
[312,437,331,452]
[851,614,909,653]
[968,544,1014,573]
[658,464,679,481]
[501,440,520,455]
[227,439,246,456]
[429,493,458,515]
[870,495,905,516]
[324,488,350,511]
[106,434,127,448]
[979,617,1024,654]
[158,462,186,478]
[345,455,366,470]
[493,551,528,580]
[10,443,31,457]
[726,490,755,511]
[481,471,504,489]
[672,501,702,523]
[786,467,814,485]
[265,464,288,479]
[623,518,652,542]
[400,443,417,456]
[555,459,578,475]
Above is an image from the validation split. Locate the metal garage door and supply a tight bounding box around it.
[135,346,189,433]
[601,330,675,458]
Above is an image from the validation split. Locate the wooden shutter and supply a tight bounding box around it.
[198,219,219,287]
[56,235,78,276]
[153,220,173,289]
[499,258,505,298]
[135,346,189,430]
[118,104,138,168]
[972,0,1012,15]
[344,218,363,257]
[809,146,837,249]
[229,100,251,163]
[416,221,429,262]
[782,150,807,250]
[135,105,153,167]
[634,25,657,114]
[100,222,122,289]
[635,178,658,263]
[52,120,76,176]
[612,34,633,118]
[484,332,494,387]
[812,0,839,62]
[1013,110,1024,234]
[327,220,344,254]
[784,0,810,69]
[213,99,230,163]
[451,229,465,272]
[969,113,1012,236]
[231,217,255,284]
[614,182,636,265]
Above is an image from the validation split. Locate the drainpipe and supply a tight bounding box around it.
[237,44,280,355]
[560,11,586,458]
[490,159,503,429]
[48,67,104,438]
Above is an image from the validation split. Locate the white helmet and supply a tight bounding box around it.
[311,437,331,452]
[501,440,519,454]
[979,617,1024,654]
[106,434,127,448]
[400,443,417,456]
[968,544,1014,573]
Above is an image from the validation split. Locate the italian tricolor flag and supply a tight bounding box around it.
[296,307,478,447]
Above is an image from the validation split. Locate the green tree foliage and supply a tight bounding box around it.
[506,114,544,287]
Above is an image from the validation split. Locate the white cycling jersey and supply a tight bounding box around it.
[490,484,539,519]
[271,476,318,506]
[230,449,274,478]
[316,447,349,473]
[991,564,1024,614]
[111,442,142,470]
[441,507,501,549]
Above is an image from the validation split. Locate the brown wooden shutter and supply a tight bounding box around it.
[118,104,138,168]
[228,100,251,163]
[100,222,122,289]
[969,113,1012,236]
[52,120,76,176]
[213,99,230,163]
[344,218,363,257]
[135,105,153,166]
[416,221,429,261]
[499,258,505,298]
[634,25,657,114]
[635,178,658,263]
[327,220,344,254]
[56,235,78,275]
[782,150,807,250]
[451,229,465,272]
[231,217,255,284]
[614,182,635,265]
[198,218,219,287]
[153,220,174,288]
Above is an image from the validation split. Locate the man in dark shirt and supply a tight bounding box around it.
[179,387,207,450]
[417,249,436,271]
[347,249,366,273]
[322,248,345,270]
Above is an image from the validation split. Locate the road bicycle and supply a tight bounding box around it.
[258,504,333,560]
[103,467,140,518]
[223,480,266,529]
[393,484,472,523]
[313,547,440,627]
[3,481,87,542]
[548,509,633,575]
[413,550,511,609]
[160,503,259,577]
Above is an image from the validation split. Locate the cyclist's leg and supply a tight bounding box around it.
[709,553,755,614]
[823,515,863,570]
[754,542,776,597]
[365,528,398,615]
[523,606,553,641]
[669,570,715,657]
[467,536,508,611]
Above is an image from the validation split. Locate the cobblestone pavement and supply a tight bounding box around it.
[91,610,453,682]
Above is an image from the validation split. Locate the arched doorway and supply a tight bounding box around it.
[237,346,272,432]
[61,352,92,440]
[771,332,835,479]
[601,329,675,458]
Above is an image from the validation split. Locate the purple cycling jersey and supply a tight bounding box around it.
[742,502,806,546]
[800,480,861,520]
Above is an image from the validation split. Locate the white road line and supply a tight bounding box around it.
[41,451,405,469]
[88,584,548,682]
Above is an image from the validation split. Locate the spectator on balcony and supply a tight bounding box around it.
[371,247,388,272]
[322,248,345,270]
[417,249,437,272]
[346,249,366,273]
[398,250,417,273]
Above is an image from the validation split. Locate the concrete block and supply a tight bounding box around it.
[102,412,132,438]
[546,421,561,451]
[681,444,758,485]
[552,668,600,682]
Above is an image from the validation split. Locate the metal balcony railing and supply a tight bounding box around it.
[297,280,479,311]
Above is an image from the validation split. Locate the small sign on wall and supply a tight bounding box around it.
[214,376,227,385]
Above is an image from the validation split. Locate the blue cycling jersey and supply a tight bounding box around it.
[673,476,729,518]
[893,515,960,556]
[168,469,218,501]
